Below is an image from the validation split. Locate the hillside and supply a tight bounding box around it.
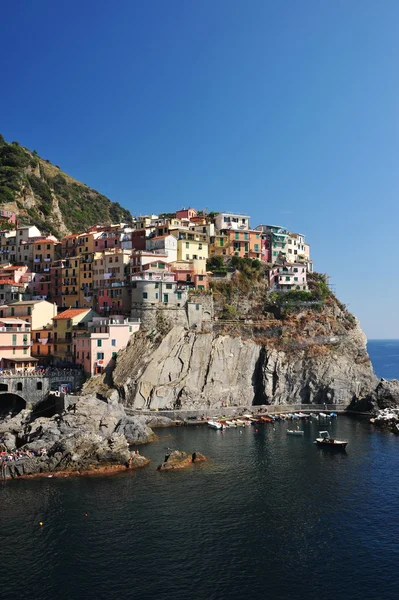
[0,134,132,235]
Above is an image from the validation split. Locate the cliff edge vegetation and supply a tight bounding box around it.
[0,134,132,235]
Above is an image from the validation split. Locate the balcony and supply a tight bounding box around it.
[0,326,31,332]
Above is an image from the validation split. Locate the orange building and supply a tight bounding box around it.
[211,229,262,259]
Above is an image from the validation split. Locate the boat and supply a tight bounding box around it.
[235,419,246,427]
[292,414,300,420]
[225,420,237,428]
[314,430,348,449]
[297,412,309,419]
[330,412,337,418]
[261,416,274,423]
[309,413,319,419]
[319,412,328,418]
[287,429,304,436]
[207,421,222,430]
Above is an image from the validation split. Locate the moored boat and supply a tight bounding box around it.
[309,413,319,419]
[314,430,348,449]
[329,412,337,418]
[207,421,222,430]
[287,429,304,436]
[297,412,308,419]
[319,412,328,418]
[225,420,237,428]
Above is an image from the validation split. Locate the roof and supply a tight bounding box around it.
[53,308,91,320]
[31,238,57,244]
[0,280,25,287]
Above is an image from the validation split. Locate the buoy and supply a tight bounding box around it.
[39,522,43,527]
[84,513,88,517]
[255,429,258,433]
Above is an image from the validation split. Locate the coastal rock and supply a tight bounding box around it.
[157,450,206,471]
[0,396,154,479]
[113,318,376,409]
[349,379,399,413]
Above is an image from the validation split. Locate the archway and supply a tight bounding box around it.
[0,393,26,415]
[0,383,8,392]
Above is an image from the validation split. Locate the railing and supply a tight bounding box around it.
[0,326,31,332]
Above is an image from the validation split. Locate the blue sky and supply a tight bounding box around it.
[1,1,398,338]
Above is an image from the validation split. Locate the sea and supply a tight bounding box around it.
[0,340,398,600]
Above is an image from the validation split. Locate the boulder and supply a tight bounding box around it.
[157,450,206,471]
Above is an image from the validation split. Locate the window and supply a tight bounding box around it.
[111,339,116,346]
[17,382,22,390]
[244,233,249,240]
[12,334,16,345]
[11,308,14,316]
[177,292,182,300]
[163,294,168,303]
[186,242,189,248]
[198,275,204,281]
[196,304,200,311]
[235,232,239,240]
[166,283,172,289]
[97,339,102,347]
[155,293,159,299]
[27,307,32,316]
[294,277,298,281]
[220,238,224,247]
[143,292,148,299]
[37,381,42,390]
[254,244,259,252]
[97,352,104,360]
[23,348,27,355]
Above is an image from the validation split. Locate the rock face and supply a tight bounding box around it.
[349,379,399,413]
[0,397,154,479]
[113,321,377,409]
[157,450,206,471]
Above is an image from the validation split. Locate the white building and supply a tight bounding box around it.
[269,264,308,292]
[146,234,178,262]
[215,213,250,231]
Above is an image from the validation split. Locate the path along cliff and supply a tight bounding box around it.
[112,297,378,410]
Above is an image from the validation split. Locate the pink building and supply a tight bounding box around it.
[73,316,140,375]
[0,317,37,370]
[175,208,198,221]
[0,209,17,225]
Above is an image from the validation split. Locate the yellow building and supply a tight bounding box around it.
[1,299,57,329]
[209,233,229,256]
[61,256,81,309]
[52,307,98,364]
[169,228,209,264]
[77,232,96,309]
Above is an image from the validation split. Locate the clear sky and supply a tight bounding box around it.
[1,1,398,338]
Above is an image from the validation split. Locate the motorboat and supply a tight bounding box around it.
[225,420,237,428]
[292,414,300,420]
[287,429,304,436]
[309,413,319,419]
[261,416,274,423]
[297,412,309,419]
[207,421,222,430]
[330,412,337,418]
[319,412,328,418]
[235,419,246,427]
[315,430,348,449]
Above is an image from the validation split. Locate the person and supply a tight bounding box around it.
[192,452,197,463]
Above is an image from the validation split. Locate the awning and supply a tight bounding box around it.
[1,356,38,362]
[0,318,29,324]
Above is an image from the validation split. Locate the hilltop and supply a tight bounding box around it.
[0,134,132,235]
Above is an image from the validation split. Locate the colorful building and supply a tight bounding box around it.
[52,308,98,364]
[73,316,140,375]
[268,264,308,291]
[0,280,25,305]
[0,316,36,370]
[215,212,250,231]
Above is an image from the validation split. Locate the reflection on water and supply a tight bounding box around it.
[0,416,398,600]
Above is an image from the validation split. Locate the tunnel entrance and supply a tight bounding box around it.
[0,393,26,416]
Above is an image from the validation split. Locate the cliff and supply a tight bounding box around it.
[0,134,131,235]
[112,298,378,409]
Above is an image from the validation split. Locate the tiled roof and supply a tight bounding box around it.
[53,308,90,320]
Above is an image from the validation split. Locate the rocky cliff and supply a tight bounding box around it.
[0,134,131,235]
[112,299,377,409]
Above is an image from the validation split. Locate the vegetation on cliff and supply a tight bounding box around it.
[0,134,132,235]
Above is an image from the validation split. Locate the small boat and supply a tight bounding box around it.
[309,413,319,419]
[297,412,308,419]
[319,412,328,418]
[287,429,304,436]
[207,421,222,430]
[329,412,337,418]
[315,431,348,449]
[261,416,274,423]
[235,419,246,427]
[292,414,300,420]
[225,420,237,428]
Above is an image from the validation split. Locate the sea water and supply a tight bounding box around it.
[0,341,398,600]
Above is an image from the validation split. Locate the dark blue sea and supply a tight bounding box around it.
[367,339,399,379]
[0,341,398,600]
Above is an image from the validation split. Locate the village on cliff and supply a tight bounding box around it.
[0,207,313,377]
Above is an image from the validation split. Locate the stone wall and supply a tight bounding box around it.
[0,371,84,409]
